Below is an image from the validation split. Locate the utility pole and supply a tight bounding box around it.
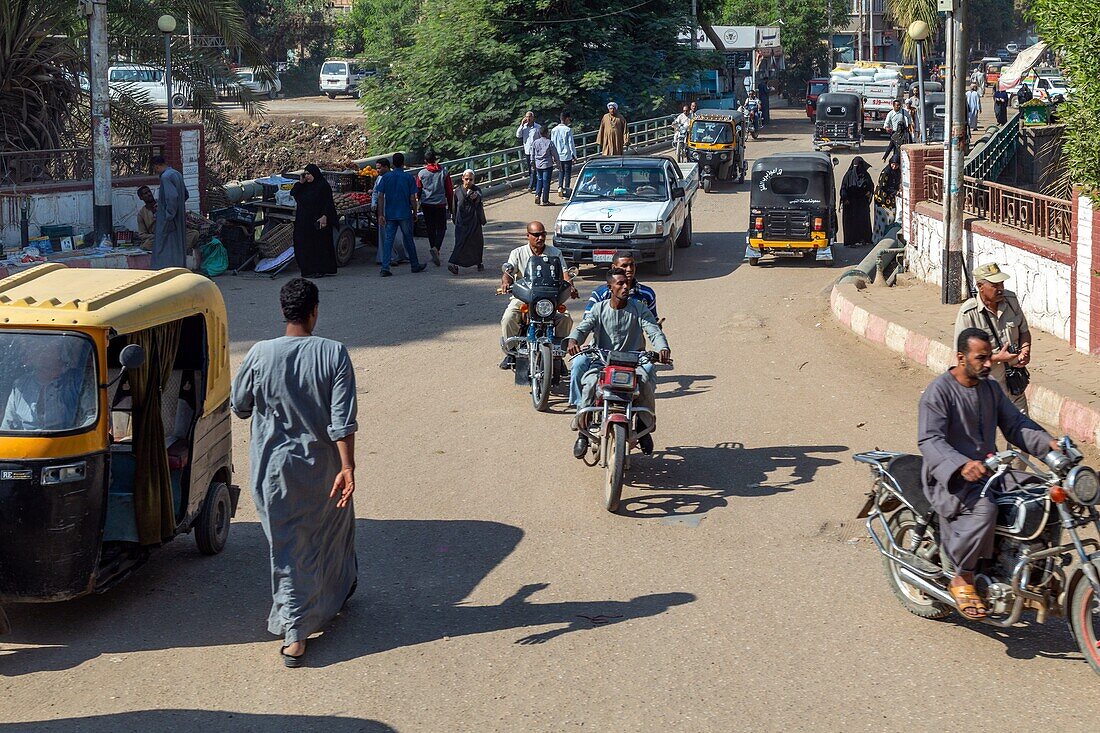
[868,0,875,61]
[86,0,113,245]
[942,0,967,303]
[827,0,833,67]
[857,0,864,61]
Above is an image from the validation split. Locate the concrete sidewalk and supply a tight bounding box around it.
[831,273,1100,446]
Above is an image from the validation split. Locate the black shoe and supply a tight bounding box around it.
[499,355,515,370]
[573,433,590,459]
[638,433,654,455]
[412,264,427,273]
[380,269,393,277]
[430,249,441,266]
[477,263,484,272]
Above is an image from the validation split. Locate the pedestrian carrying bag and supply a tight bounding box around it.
[981,309,1030,396]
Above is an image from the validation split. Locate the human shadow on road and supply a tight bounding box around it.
[655,373,716,399]
[0,710,397,733]
[617,442,848,519]
[1,519,694,674]
[963,615,1085,667]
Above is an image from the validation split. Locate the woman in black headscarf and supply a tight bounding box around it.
[290,164,339,277]
[873,152,902,241]
[840,156,874,247]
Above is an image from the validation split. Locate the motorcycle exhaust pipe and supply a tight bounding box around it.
[897,566,956,607]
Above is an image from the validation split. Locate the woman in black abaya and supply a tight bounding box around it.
[447,169,487,274]
[290,164,339,277]
[839,156,875,247]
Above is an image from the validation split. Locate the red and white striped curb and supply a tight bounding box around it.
[830,283,1100,446]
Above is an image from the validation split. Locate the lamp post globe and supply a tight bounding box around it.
[908,20,930,41]
[158,14,177,33]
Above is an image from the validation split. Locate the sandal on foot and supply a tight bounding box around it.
[281,645,305,668]
[949,583,988,619]
[448,264,459,275]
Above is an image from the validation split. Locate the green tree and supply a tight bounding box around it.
[886,0,939,59]
[240,0,334,61]
[358,0,709,158]
[335,0,420,56]
[1030,0,1100,192]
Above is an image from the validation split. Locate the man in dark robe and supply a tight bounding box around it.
[918,327,1057,618]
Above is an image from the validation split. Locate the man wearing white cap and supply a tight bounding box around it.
[954,262,1032,413]
[596,102,628,156]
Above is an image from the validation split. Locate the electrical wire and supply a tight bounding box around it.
[486,0,654,24]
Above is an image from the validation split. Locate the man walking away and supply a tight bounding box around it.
[966,83,982,130]
[551,112,577,198]
[374,152,426,276]
[151,155,188,269]
[531,126,559,206]
[416,151,454,267]
[372,158,407,265]
[516,112,541,194]
[597,102,628,156]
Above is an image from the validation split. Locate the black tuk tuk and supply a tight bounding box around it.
[745,152,838,267]
[813,92,863,151]
[923,92,946,142]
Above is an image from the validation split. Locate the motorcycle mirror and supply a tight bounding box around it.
[501,263,516,275]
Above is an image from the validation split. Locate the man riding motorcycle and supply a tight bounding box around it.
[565,268,670,457]
[585,251,658,320]
[500,220,578,368]
[741,90,762,132]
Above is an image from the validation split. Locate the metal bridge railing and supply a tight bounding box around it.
[964,111,1020,182]
[439,115,677,191]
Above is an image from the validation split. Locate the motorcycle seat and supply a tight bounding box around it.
[886,453,934,518]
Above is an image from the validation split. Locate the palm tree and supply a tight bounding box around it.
[0,0,273,162]
[886,0,939,60]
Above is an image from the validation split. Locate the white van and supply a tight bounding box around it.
[318,58,375,99]
[108,64,187,108]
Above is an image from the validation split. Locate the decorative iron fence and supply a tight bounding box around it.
[440,115,677,190]
[0,145,162,187]
[924,165,1071,245]
[963,111,1020,182]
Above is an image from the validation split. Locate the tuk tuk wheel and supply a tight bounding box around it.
[748,257,760,267]
[702,178,713,194]
[195,482,232,555]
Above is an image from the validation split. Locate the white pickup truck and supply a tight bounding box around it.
[830,76,903,132]
[552,156,699,276]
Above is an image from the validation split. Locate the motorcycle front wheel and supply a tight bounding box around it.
[883,509,952,619]
[603,422,627,513]
[530,341,552,412]
[1068,567,1100,675]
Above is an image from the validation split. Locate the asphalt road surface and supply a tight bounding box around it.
[3,109,1098,732]
[217,95,364,122]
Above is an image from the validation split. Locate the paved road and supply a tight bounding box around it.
[4,109,1098,732]
[216,95,364,122]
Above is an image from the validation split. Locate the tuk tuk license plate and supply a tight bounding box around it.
[593,249,616,263]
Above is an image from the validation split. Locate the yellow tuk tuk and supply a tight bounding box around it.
[0,264,238,603]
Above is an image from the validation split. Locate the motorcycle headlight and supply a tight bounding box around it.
[557,221,580,235]
[609,370,635,388]
[534,299,555,318]
[1066,465,1100,505]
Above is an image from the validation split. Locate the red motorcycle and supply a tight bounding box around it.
[573,348,671,512]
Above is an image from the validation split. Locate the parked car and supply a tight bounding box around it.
[232,67,281,99]
[108,64,187,108]
[318,58,377,99]
[1008,74,1074,105]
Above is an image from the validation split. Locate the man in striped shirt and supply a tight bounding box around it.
[584,251,658,320]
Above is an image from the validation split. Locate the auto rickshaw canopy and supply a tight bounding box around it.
[0,264,229,413]
[750,152,836,207]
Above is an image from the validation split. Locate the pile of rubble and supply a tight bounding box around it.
[208,120,371,183]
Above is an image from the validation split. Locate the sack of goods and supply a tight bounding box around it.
[852,67,878,77]
[874,70,900,81]
[831,71,852,80]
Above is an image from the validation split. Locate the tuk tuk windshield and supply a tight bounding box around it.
[689,120,734,144]
[573,167,669,201]
[0,332,97,434]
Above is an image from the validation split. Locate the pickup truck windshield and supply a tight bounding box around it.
[689,120,733,144]
[573,167,670,201]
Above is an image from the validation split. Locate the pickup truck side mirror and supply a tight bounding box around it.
[671,186,686,199]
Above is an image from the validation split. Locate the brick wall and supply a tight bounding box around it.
[151,123,206,214]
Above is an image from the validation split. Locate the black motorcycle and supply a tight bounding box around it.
[498,256,577,411]
[855,437,1100,675]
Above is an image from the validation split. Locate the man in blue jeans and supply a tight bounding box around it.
[374,152,426,277]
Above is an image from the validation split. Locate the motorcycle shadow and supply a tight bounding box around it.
[965,614,1084,664]
[616,441,847,519]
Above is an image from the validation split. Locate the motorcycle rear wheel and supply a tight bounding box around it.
[883,510,952,619]
[1068,568,1100,676]
[530,342,552,412]
[603,422,627,513]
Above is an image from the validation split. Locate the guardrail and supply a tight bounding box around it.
[0,145,162,186]
[963,111,1020,182]
[440,115,677,191]
[925,165,1072,245]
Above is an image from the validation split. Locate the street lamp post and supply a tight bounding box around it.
[908,21,930,143]
[158,15,177,124]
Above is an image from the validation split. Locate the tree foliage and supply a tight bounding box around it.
[1030,0,1100,192]
[886,0,939,59]
[358,0,709,158]
[240,0,334,61]
[0,0,271,165]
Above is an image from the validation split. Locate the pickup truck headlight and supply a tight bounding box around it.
[634,221,664,236]
[556,221,580,235]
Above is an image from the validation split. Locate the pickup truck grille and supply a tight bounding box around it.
[580,222,636,235]
[764,211,810,240]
